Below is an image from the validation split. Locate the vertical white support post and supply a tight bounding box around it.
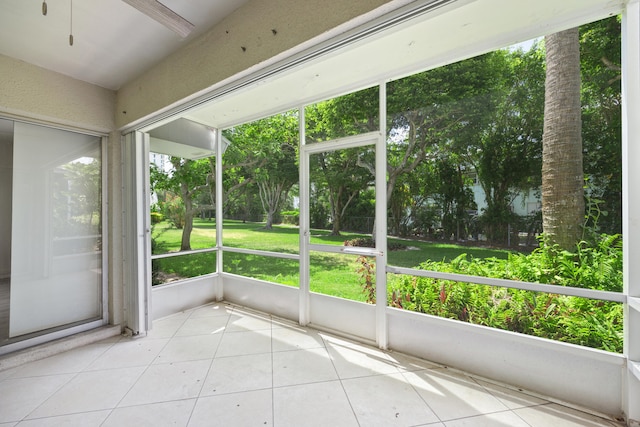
[122,131,151,334]
[140,132,152,331]
[622,2,640,424]
[376,82,388,349]
[215,128,224,301]
[101,136,109,324]
[299,106,310,325]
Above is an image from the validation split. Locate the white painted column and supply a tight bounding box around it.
[622,1,640,424]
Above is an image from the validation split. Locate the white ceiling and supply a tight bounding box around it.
[0,0,251,90]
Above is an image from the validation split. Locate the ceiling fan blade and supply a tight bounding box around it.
[122,0,194,38]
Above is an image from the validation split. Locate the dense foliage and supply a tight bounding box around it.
[386,233,623,352]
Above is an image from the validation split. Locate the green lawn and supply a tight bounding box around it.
[152,219,511,301]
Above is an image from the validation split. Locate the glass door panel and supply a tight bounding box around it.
[9,122,102,338]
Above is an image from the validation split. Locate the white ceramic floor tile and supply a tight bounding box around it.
[271,325,325,352]
[0,366,19,381]
[84,338,168,370]
[187,302,234,318]
[474,379,549,410]
[443,410,531,427]
[342,372,440,426]
[27,367,145,419]
[153,334,221,364]
[102,399,196,427]
[225,312,272,332]
[514,403,623,427]
[273,348,337,387]
[9,343,113,378]
[403,368,508,421]
[200,353,272,396]
[16,410,111,426]
[0,374,74,423]
[146,316,188,339]
[273,381,359,427]
[324,336,400,379]
[174,316,229,337]
[385,350,441,373]
[119,359,211,407]
[188,389,272,427]
[1,305,622,427]
[215,330,271,357]
[271,316,300,329]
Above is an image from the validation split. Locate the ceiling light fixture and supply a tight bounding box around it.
[121,0,194,38]
[69,0,73,46]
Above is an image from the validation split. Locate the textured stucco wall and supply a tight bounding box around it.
[0,54,116,133]
[116,0,396,128]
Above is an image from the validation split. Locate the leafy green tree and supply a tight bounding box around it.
[306,101,376,235]
[384,55,499,217]
[432,155,477,240]
[310,147,373,235]
[580,17,622,235]
[151,157,212,251]
[224,111,299,229]
[466,47,545,243]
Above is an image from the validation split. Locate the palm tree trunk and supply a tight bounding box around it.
[542,27,584,250]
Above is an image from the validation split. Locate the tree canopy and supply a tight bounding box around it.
[150,15,621,251]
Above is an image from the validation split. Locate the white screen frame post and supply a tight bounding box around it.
[122,131,152,335]
[622,1,640,423]
[299,105,310,326]
[376,82,388,349]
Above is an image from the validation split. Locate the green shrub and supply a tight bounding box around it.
[281,210,299,225]
[162,197,185,229]
[150,212,164,224]
[344,237,407,251]
[387,233,623,353]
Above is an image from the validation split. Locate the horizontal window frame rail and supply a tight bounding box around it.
[386,265,626,303]
[151,247,218,260]
[223,246,300,260]
[303,132,380,154]
[309,243,383,257]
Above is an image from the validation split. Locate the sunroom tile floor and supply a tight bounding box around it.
[0,302,624,426]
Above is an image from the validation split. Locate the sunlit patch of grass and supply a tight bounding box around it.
[152,218,510,302]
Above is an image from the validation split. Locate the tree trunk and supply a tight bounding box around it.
[542,28,584,250]
[331,214,341,236]
[265,210,274,230]
[180,182,193,251]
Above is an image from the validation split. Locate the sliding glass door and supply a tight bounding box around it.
[1,119,106,352]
